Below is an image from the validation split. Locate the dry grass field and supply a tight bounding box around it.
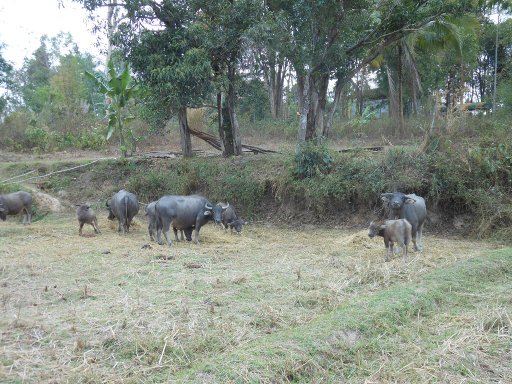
[0,211,511,383]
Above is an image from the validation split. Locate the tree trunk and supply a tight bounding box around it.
[178,106,192,157]
[397,44,405,137]
[297,71,310,142]
[226,61,242,156]
[314,73,329,137]
[220,104,235,156]
[305,73,318,140]
[296,73,305,116]
[217,92,224,152]
[324,77,344,137]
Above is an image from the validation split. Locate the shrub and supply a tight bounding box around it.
[293,137,333,179]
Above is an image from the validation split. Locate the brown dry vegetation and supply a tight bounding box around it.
[1,208,510,383]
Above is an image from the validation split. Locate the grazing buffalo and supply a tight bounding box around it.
[368,219,412,262]
[75,204,101,236]
[0,191,32,224]
[221,204,246,235]
[155,195,215,246]
[106,189,139,235]
[380,192,426,251]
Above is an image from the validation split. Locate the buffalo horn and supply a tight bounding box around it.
[205,203,213,210]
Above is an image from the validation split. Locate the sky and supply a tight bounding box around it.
[0,0,103,69]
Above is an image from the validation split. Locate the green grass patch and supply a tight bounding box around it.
[175,248,512,383]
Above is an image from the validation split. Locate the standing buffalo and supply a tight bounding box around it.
[0,191,32,224]
[106,189,139,234]
[368,219,412,262]
[155,195,215,246]
[75,204,101,236]
[145,200,192,242]
[380,192,426,251]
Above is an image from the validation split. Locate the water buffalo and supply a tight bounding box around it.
[221,204,246,235]
[75,204,101,236]
[106,189,139,235]
[368,219,412,262]
[155,195,215,246]
[146,201,192,242]
[380,192,426,251]
[0,191,32,224]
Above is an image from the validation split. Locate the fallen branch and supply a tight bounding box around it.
[0,158,115,185]
[0,170,36,184]
[189,128,278,154]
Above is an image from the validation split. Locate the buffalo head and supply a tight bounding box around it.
[212,202,229,224]
[380,192,416,218]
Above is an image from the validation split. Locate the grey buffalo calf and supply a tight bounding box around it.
[106,189,139,235]
[75,204,101,236]
[380,192,426,251]
[0,191,32,224]
[221,205,246,235]
[368,219,412,262]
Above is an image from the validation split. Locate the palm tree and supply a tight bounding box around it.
[374,15,478,138]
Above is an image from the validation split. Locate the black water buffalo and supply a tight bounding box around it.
[0,191,32,224]
[75,204,101,236]
[221,204,246,235]
[155,195,215,246]
[106,189,139,234]
[380,192,426,251]
[146,200,192,242]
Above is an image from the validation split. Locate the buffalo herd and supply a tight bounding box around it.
[1,189,427,261]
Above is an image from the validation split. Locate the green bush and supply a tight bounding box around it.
[293,137,333,179]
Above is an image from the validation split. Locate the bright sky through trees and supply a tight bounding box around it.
[0,0,100,68]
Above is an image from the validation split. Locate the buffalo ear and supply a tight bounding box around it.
[379,224,387,230]
[204,211,212,216]
[380,193,392,203]
[405,198,416,205]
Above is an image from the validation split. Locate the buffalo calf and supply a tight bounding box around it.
[221,205,246,235]
[75,204,101,236]
[368,219,412,262]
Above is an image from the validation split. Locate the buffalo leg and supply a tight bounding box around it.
[384,239,390,262]
[79,222,84,236]
[416,223,424,251]
[173,227,180,242]
[160,220,173,246]
[92,219,101,234]
[411,228,419,251]
[193,227,200,244]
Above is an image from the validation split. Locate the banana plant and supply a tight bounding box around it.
[85,59,138,157]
